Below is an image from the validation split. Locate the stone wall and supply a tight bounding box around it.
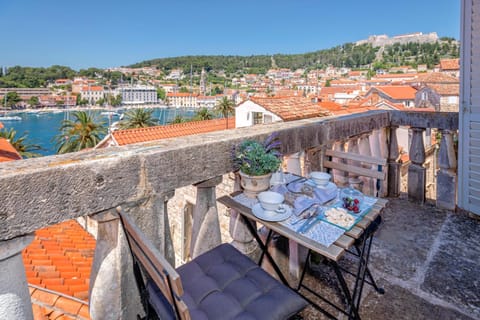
[167,173,234,267]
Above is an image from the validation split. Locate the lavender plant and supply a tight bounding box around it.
[232,133,282,176]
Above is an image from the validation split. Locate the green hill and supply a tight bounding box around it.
[130,37,459,75]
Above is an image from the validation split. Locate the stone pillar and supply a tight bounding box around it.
[358,134,375,196]
[127,191,176,264]
[89,210,142,320]
[333,141,348,186]
[305,147,323,174]
[408,127,426,203]
[284,152,302,175]
[436,130,457,210]
[190,176,223,258]
[378,128,390,197]
[388,126,401,197]
[229,173,257,255]
[285,152,307,279]
[0,234,34,320]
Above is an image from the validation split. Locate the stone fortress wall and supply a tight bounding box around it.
[356,32,439,47]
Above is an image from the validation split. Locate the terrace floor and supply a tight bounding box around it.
[295,195,480,320]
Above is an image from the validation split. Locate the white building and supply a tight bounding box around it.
[117,85,158,105]
[80,86,105,104]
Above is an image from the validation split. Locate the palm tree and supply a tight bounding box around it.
[54,111,107,154]
[193,107,213,121]
[172,115,186,124]
[214,97,235,128]
[118,108,157,129]
[0,128,42,158]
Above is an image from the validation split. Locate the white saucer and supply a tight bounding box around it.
[252,203,293,222]
[315,182,336,190]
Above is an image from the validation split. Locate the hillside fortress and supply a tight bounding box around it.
[356,32,439,47]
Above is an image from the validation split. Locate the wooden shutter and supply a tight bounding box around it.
[459,0,480,214]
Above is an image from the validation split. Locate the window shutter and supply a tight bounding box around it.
[459,0,480,214]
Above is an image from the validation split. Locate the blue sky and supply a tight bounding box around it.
[0,0,460,70]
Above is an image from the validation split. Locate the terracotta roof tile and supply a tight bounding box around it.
[372,85,417,100]
[425,83,459,96]
[410,72,458,84]
[0,138,22,162]
[23,219,95,319]
[248,96,332,121]
[440,58,460,70]
[111,117,235,146]
[30,285,90,320]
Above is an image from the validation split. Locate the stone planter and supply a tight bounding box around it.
[239,171,272,198]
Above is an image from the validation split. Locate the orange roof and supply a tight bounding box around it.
[30,286,90,320]
[373,73,418,79]
[248,96,332,121]
[372,86,417,100]
[22,219,95,302]
[0,122,3,129]
[411,72,458,84]
[440,58,460,70]
[0,138,22,162]
[167,92,199,97]
[81,86,103,92]
[425,83,459,96]
[111,117,235,146]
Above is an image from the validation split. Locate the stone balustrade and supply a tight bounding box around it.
[0,110,459,319]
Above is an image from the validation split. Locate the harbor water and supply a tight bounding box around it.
[1,107,197,156]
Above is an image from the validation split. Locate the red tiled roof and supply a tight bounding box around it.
[372,86,417,100]
[440,58,460,70]
[166,92,199,97]
[0,138,22,162]
[22,220,96,302]
[111,117,235,146]
[372,73,419,79]
[81,86,103,92]
[30,285,90,320]
[410,72,458,84]
[249,96,332,121]
[426,83,460,96]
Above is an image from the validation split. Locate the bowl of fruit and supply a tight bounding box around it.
[340,186,364,214]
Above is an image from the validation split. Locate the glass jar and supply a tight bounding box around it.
[340,185,364,214]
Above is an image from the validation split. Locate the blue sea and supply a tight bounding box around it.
[1,107,197,156]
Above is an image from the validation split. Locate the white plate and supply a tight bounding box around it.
[252,203,293,222]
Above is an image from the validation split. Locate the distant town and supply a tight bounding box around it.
[0,32,460,113]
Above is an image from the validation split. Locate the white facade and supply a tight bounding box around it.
[117,85,158,105]
[235,100,282,128]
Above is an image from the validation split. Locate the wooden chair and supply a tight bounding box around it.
[321,149,387,197]
[117,207,308,320]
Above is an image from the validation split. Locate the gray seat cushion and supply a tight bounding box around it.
[177,243,307,320]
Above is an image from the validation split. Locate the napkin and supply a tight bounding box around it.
[293,196,317,216]
[313,183,337,203]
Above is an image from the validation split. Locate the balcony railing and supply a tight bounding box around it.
[0,110,459,319]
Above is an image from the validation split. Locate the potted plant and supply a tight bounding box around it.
[232,133,282,197]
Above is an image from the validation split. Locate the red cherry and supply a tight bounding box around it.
[354,199,359,204]
[353,207,360,213]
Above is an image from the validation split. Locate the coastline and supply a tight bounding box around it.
[1,104,170,115]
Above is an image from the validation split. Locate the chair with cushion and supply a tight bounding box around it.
[118,207,308,320]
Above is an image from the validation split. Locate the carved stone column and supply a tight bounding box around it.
[284,152,303,176]
[0,234,34,320]
[388,126,401,197]
[89,210,142,320]
[436,130,457,210]
[229,173,257,255]
[358,134,375,195]
[190,176,223,258]
[408,127,426,203]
